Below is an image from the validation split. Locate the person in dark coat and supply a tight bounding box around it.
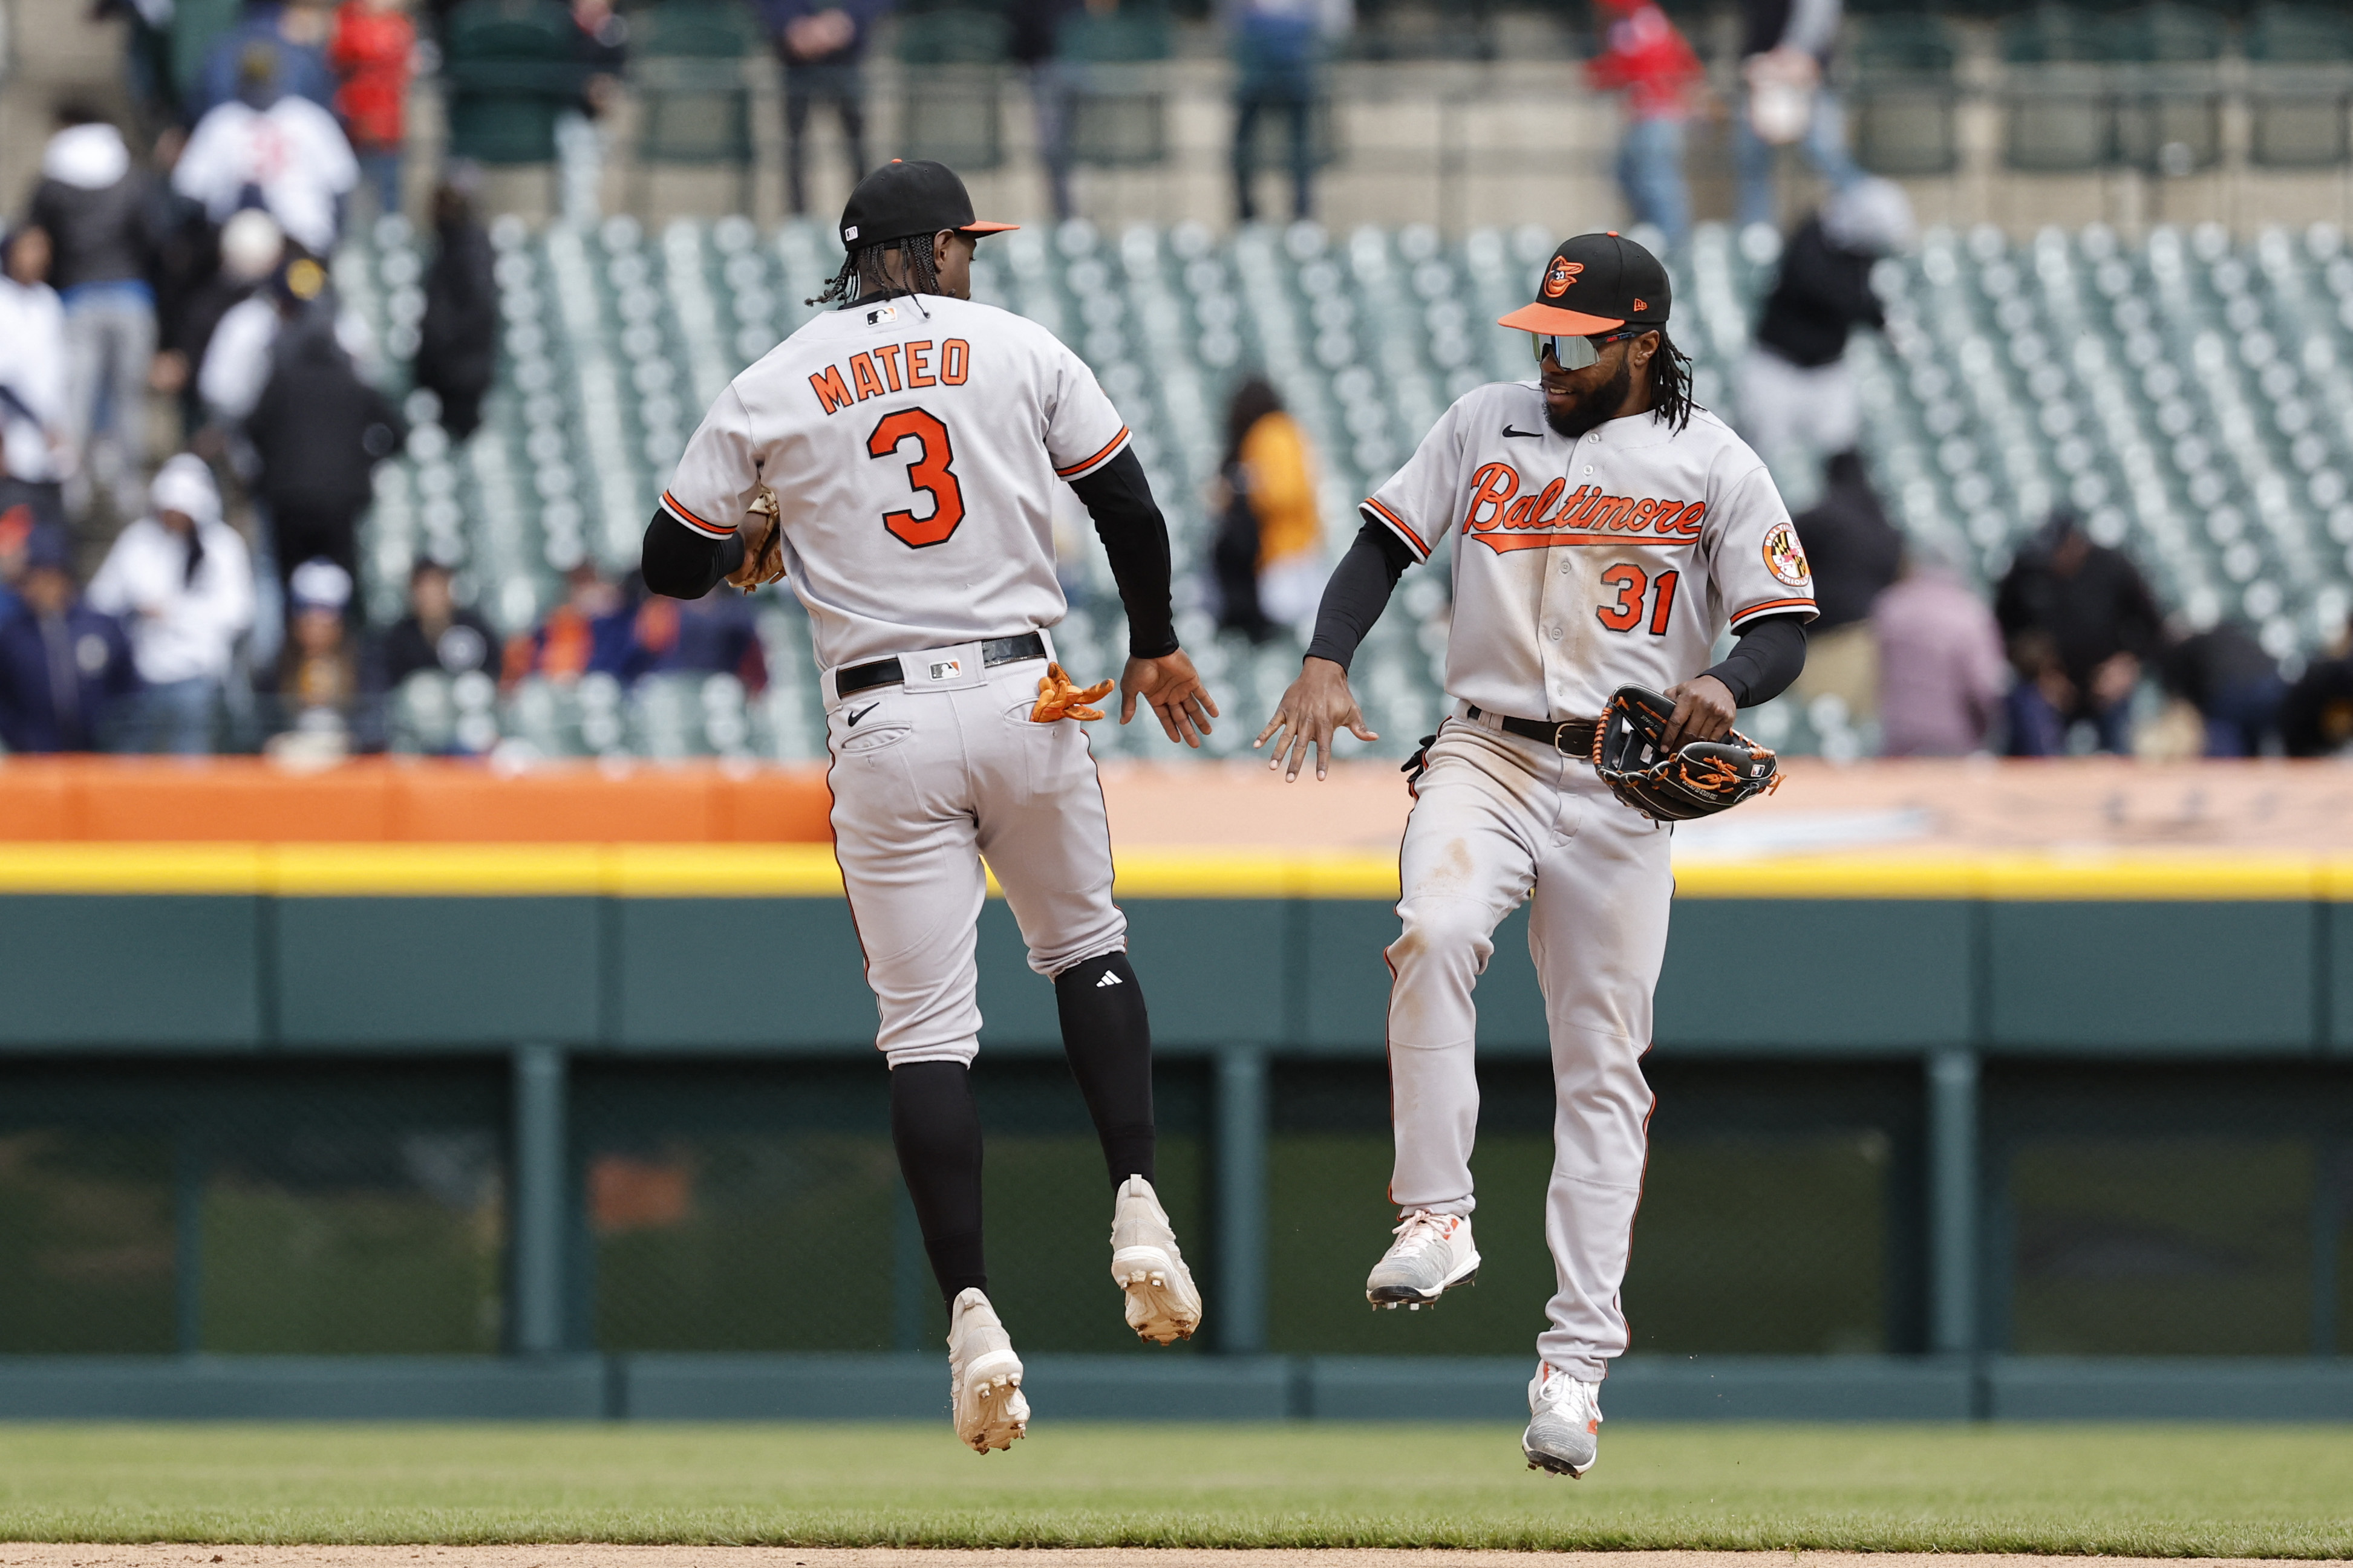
[757,0,890,215]
[244,258,406,599]
[1786,447,1902,720]
[2283,629,2353,758]
[1994,510,2166,756]
[1736,177,1910,469]
[0,529,138,752]
[368,556,497,690]
[2161,622,2285,758]
[411,180,500,441]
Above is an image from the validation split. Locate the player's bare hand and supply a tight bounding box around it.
[1660,674,1737,750]
[1256,656,1378,781]
[1121,650,1218,747]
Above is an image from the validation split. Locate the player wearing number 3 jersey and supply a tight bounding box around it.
[641,160,1218,1455]
[1258,232,1816,1479]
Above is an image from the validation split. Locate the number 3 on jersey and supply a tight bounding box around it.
[1597,564,1679,636]
[868,408,965,548]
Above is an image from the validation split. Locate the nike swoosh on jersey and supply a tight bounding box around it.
[1502,426,1545,439]
[846,703,879,726]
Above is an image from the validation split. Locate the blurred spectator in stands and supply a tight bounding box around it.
[1227,0,1348,224]
[28,107,160,524]
[371,557,496,690]
[0,225,74,536]
[558,0,630,225]
[1995,510,2164,756]
[2161,621,2285,758]
[412,177,499,443]
[0,506,34,619]
[623,586,768,692]
[504,561,635,685]
[174,44,358,258]
[0,529,138,752]
[94,0,182,131]
[1788,449,1900,720]
[1738,178,1909,474]
[1211,376,1321,642]
[1873,541,2004,756]
[1735,0,1859,231]
[271,555,357,755]
[86,453,254,754]
[2283,622,2353,757]
[759,0,887,217]
[1010,0,1095,224]
[330,0,417,221]
[1586,0,1702,254]
[145,127,226,431]
[161,210,279,431]
[244,257,405,598]
[195,0,341,117]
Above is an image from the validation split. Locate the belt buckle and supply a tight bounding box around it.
[1552,723,1579,758]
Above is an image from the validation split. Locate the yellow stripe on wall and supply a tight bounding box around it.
[0,844,2333,900]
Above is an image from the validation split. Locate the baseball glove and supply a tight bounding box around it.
[1592,683,1780,822]
[1031,662,1116,723]
[725,487,786,593]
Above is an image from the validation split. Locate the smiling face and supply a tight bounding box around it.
[1540,329,1656,439]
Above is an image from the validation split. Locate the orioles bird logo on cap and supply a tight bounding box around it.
[1542,258,1582,298]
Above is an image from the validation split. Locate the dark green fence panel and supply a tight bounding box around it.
[616,899,873,1049]
[1657,899,1974,1051]
[275,898,602,1047]
[1123,900,1290,1046]
[1986,902,2315,1052]
[0,896,259,1049]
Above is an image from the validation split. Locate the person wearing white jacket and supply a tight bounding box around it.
[86,453,254,753]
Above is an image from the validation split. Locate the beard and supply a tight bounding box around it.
[1542,354,1633,440]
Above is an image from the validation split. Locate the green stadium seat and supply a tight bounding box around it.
[440,0,588,167]
[629,4,761,213]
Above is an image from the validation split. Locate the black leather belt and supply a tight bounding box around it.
[834,633,1048,699]
[1464,704,1599,759]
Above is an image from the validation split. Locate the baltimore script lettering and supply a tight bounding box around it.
[1458,462,1705,554]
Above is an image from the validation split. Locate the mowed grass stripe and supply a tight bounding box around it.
[0,1423,2347,1554]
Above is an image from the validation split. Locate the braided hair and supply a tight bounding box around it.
[1645,326,1698,433]
[807,232,943,308]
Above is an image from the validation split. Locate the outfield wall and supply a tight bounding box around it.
[0,831,2347,1419]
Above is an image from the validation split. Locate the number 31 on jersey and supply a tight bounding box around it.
[1597,564,1678,636]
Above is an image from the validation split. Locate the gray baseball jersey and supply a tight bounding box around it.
[1363,384,1816,720]
[1365,380,1813,1388]
[660,293,1132,670]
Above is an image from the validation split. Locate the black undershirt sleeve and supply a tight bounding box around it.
[1066,447,1178,659]
[1702,614,1809,707]
[641,512,745,599]
[1304,518,1416,672]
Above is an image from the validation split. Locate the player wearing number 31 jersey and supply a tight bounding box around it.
[641,160,1219,1456]
[1259,231,1815,1479]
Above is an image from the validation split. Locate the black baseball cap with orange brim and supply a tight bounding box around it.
[1497,230,1672,339]
[838,159,1019,253]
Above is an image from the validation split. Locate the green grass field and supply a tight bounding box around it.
[0,1423,2349,1555]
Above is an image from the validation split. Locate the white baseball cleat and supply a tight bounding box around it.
[1109,1174,1204,1344]
[1365,1209,1480,1308]
[946,1287,1029,1453]
[1521,1362,1602,1477]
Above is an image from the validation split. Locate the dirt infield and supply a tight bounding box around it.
[0,1552,2338,1568]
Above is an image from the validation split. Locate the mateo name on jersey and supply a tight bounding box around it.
[1457,462,1705,555]
[808,337,973,415]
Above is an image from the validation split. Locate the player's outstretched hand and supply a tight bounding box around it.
[1256,656,1378,781]
[1659,674,1737,751]
[1121,650,1219,747]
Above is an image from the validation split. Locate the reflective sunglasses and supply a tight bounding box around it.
[1530,328,1644,369]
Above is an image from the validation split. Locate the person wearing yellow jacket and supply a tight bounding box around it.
[1212,377,1323,641]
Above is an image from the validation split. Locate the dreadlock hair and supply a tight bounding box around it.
[1645,325,1699,433]
[806,232,942,308]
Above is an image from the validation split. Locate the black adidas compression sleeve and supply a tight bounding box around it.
[641,511,745,599]
[1702,614,1809,708]
[1068,447,1178,659]
[1303,519,1416,672]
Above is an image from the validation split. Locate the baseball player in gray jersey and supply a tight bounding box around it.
[642,160,1219,1454]
[1257,232,1816,1477]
